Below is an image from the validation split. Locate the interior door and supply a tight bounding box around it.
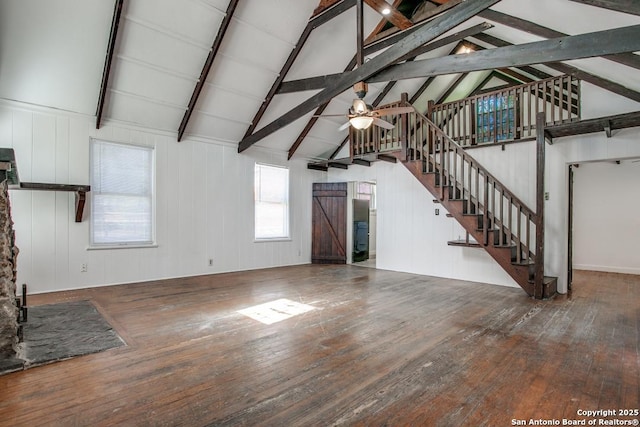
[312,183,347,264]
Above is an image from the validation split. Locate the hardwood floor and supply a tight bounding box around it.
[0,266,638,426]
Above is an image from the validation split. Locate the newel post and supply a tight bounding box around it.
[400,92,409,161]
[534,112,546,299]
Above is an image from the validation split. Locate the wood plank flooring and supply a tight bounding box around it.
[0,266,638,426]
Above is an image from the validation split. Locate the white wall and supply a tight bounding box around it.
[329,82,640,294]
[328,160,519,288]
[572,161,640,274]
[0,100,325,294]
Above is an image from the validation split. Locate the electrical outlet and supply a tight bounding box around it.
[545,192,550,200]
[208,258,213,266]
[435,208,440,216]
[81,263,88,273]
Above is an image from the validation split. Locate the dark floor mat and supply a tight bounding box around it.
[0,300,125,375]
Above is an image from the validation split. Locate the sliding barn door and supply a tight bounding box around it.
[312,183,347,264]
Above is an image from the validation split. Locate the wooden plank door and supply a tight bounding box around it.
[312,182,347,264]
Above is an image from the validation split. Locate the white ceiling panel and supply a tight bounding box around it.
[306,117,349,143]
[194,84,262,122]
[493,0,640,35]
[109,59,195,107]
[186,113,249,143]
[117,21,207,78]
[566,58,640,92]
[126,0,223,44]
[218,23,294,76]
[286,7,380,81]
[205,58,278,99]
[255,90,323,132]
[253,112,317,152]
[232,0,316,45]
[0,0,113,114]
[295,136,341,160]
[106,92,183,132]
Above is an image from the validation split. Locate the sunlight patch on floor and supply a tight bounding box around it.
[238,298,316,325]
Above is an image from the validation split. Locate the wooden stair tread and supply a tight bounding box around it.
[447,239,481,248]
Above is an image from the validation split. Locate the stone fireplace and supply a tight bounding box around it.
[0,180,19,360]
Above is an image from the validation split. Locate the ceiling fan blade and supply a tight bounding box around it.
[338,121,352,131]
[372,117,395,130]
[312,114,347,117]
[373,106,415,116]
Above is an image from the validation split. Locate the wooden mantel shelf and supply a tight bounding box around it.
[0,148,90,222]
[15,182,91,223]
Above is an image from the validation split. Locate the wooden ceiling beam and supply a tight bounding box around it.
[278,25,640,92]
[468,71,524,97]
[365,0,462,45]
[477,9,640,71]
[236,0,501,153]
[472,33,640,103]
[367,25,640,83]
[279,22,494,95]
[567,0,640,16]
[313,0,343,17]
[96,0,124,129]
[177,0,240,141]
[364,0,413,30]
[366,0,404,37]
[468,35,552,80]
[495,68,534,84]
[407,44,466,106]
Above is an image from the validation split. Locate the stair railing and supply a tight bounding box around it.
[430,74,580,147]
[406,105,539,271]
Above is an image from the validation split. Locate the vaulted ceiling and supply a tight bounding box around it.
[1,0,639,161]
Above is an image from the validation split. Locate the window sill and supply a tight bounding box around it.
[87,243,158,251]
[254,238,292,243]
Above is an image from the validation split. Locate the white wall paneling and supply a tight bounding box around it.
[0,101,324,294]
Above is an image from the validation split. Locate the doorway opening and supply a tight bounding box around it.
[352,181,376,268]
[568,158,640,290]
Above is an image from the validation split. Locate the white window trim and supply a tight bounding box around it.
[254,162,291,241]
[89,138,157,249]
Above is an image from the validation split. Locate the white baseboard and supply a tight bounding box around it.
[573,264,640,276]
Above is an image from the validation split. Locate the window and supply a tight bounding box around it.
[356,181,376,210]
[254,163,289,240]
[476,94,515,144]
[90,139,154,246]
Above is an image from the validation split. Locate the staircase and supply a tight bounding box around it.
[397,111,555,298]
[346,75,582,299]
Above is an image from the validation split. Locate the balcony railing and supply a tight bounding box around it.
[430,75,580,147]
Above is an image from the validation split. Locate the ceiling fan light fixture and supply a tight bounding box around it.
[381,7,391,15]
[350,116,374,130]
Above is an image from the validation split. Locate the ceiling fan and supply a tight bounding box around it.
[314,0,414,131]
[315,82,414,131]
[341,82,414,131]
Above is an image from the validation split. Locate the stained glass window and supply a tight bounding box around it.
[476,94,515,144]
